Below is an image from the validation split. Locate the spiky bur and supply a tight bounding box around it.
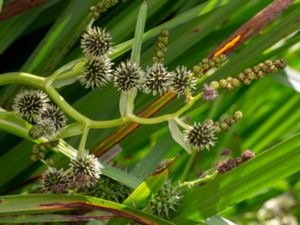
[170,66,196,96]
[90,0,118,20]
[39,104,67,133]
[81,27,111,57]
[12,90,49,123]
[88,175,132,203]
[79,56,112,89]
[69,151,101,190]
[113,61,144,91]
[217,149,255,173]
[192,54,227,77]
[211,59,287,90]
[40,167,70,193]
[148,179,182,218]
[31,140,59,162]
[29,104,67,139]
[185,121,216,151]
[209,111,243,133]
[143,63,172,95]
[202,83,218,101]
[153,29,169,63]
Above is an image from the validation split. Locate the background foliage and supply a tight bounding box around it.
[0,0,300,224]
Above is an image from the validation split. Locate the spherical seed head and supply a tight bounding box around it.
[40,167,70,193]
[113,61,143,91]
[170,66,196,95]
[143,63,171,95]
[35,118,57,139]
[70,151,101,189]
[81,27,111,57]
[185,122,216,151]
[39,104,67,134]
[12,90,50,123]
[79,56,113,89]
[202,84,218,101]
[88,175,131,203]
[149,179,182,218]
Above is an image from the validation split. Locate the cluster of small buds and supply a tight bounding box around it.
[90,0,118,19]
[211,59,287,90]
[143,63,172,95]
[148,179,182,218]
[206,111,243,133]
[185,121,216,151]
[39,167,70,193]
[192,54,227,77]
[216,149,255,173]
[88,175,132,203]
[69,151,101,190]
[12,90,50,123]
[153,29,169,63]
[31,140,59,162]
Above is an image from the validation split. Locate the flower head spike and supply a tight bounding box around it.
[79,56,113,89]
[202,84,218,101]
[143,63,171,95]
[170,66,196,95]
[185,121,216,151]
[38,104,67,134]
[40,167,70,193]
[70,151,101,189]
[81,27,111,57]
[12,90,50,123]
[148,179,182,218]
[113,61,143,91]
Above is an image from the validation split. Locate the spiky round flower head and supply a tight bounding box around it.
[170,66,196,95]
[40,167,70,193]
[148,179,182,218]
[113,61,143,91]
[38,104,67,134]
[185,122,216,151]
[79,56,113,89]
[202,84,218,101]
[70,151,101,189]
[81,27,111,57]
[143,63,171,95]
[88,175,131,203]
[12,90,50,123]
[34,118,57,139]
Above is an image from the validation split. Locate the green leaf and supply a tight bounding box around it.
[205,216,236,225]
[0,194,173,225]
[108,170,168,225]
[174,132,300,222]
[130,0,147,64]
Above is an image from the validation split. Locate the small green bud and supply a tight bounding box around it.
[233,111,243,120]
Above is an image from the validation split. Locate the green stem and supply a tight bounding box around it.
[173,117,192,130]
[78,127,89,156]
[180,152,197,181]
[0,73,203,129]
[179,172,217,189]
[0,72,45,88]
